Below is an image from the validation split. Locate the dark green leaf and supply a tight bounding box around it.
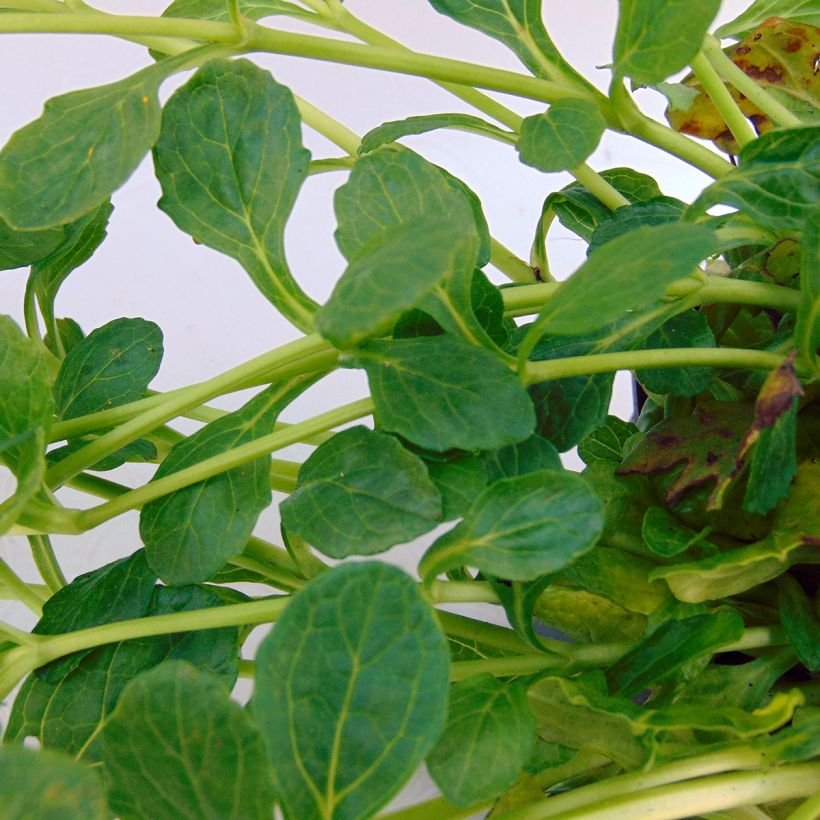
[614,0,721,85]
[779,574,820,671]
[347,335,535,452]
[578,416,639,466]
[0,218,64,271]
[154,59,317,329]
[606,611,744,698]
[517,99,606,173]
[0,316,53,533]
[716,0,820,38]
[280,426,441,558]
[359,113,515,154]
[636,310,716,397]
[53,317,163,421]
[425,456,488,520]
[140,377,310,584]
[420,470,603,582]
[796,207,819,373]
[43,318,84,358]
[694,127,820,232]
[588,196,685,254]
[0,67,163,229]
[0,746,107,820]
[47,438,157,472]
[641,506,711,557]
[481,432,562,481]
[427,675,535,806]
[253,562,450,820]
[102,662,274,820]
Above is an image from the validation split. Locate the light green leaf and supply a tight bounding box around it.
[253,562,450,820]
[578,416,639,466]
[140,377,311,584]
[53,317,163,421]
[796,207,819,373]
[0,218,65,271]
[716,0,820,38]
[425,456,488,520]
[427,675,535,806]
[694,127,820,232]
[481,432,562,481]
[527,223,717,337]
[517,99,606,173]
[0,316,53,533]
[102,661,274,820]
[280,426,441,558]
[0,746,107,820]
[614,0,721,85]
[359,113,515,154]
[778,573,820,671]
[154,59,317,330]
[0,67,163,229]
[160,0,308,22]
[420,470,603,582]
[641,506,711,558]
[347,335,535,452]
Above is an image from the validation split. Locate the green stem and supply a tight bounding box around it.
[27,534,66,593]
[436,610,533,655]
[0,556,44,614]
[690,52,757,149]
[569,164,630,210]
[525,347,786,385]
[280,530,328,579]
[702,35,803,129]
[227,554,305,591]
[75,398,374,529]
[0,619,40,645]
[245,535,308,577]
[451,653,567,680]
[491,238,538,283]
[429,580,499,605]
[295,94,360,155]
[787,792,820,820]
[382,796,492,820]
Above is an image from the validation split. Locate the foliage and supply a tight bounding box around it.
[0,2,818,819]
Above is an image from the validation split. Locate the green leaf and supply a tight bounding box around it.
[160,0,307,22]
[779,574,820,671]
[614,0,721,85]
[641,506,711,558]
[53,317,163,421]
[606,611,744,698]
[425,456,488,520]
[253,562,450,820]
[588,196,685,254]
[578,416,639,466]
[0,746,107,820]
[347,335,535,452]
[102,661,274,820]
[694,127,820,232]
[427,675,535,806]
[5,584,241,760]
[0,67,163,229]
[47,438,157,473]
[528,223,717,337]
[716,0,820,38]
[359,113,515,154]
[796,207,820,373]
[481,432,562,481]
[32,549,157,682]
[517,99,606,173]
[635,310,716,397]
[491,575,555,650]
[0,316,53,533]
[140,377,310,585]
[154,58,317,330]
[0,218,65,271]
[44,318,84,358]
[420,470,603,582]
[280,426,441,558]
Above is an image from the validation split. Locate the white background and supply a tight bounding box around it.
[0,0,746,810]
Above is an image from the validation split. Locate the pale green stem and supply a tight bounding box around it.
[690,52,757,149]
[491,238,538,283]
[436,610,533,655]
[0,0,65,10]
[382,796,491,820]
[0,619,40,644]
[569,163,630,210]
[27,534,66,593]
[702,35,803,129]
[429,580,498,605]
[309,156,355,174]
[295,94,361,155]
[787,792,820,820]
[227,554,305,591]
[0,556,44,615]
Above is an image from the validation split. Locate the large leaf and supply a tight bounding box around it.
[0,746,107,820]
[614,0,721,85]
[717,0,820,38]
[425,456,488,520]
[420,470,603,582]
[694,126,820,232]
[140,377,310,584]
[427,675,535,806]
[0,67,163,229]
[253,562,450,820]
[0,316,53,533]
[53,317,163,420]
[280,426,441,558]
[154,58,317,330]
[517,99,606,173]
[796,207,820,373]
[778,573,820,671]
[102,662,274,820]
[0,218,64,271]
[347,335,535,452]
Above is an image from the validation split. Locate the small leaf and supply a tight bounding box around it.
[160,0,306,23]
[44,318,84,358]
[427,675,535,806]
[717,1,820,38]
[280,426,441,558]
[0,746,107,819]
[347,335,535,452]
[426,456,488,520]
[154,59,317,330]
[578,416,639,466]
[0,218,65,271]
[140,377,311,584]
[359,112,515,154]
[53,317,163,421]
[420,470,603,582]
[796,207,820,373]
[517,99,606,173]
[778,574,820,671]
[588,196,685,254]
[253,562,450,820]
[481,432,562,481]
[102,662,275,820]
[614,0,721,85]
[0,67,163,229]
[641,506,711,557]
